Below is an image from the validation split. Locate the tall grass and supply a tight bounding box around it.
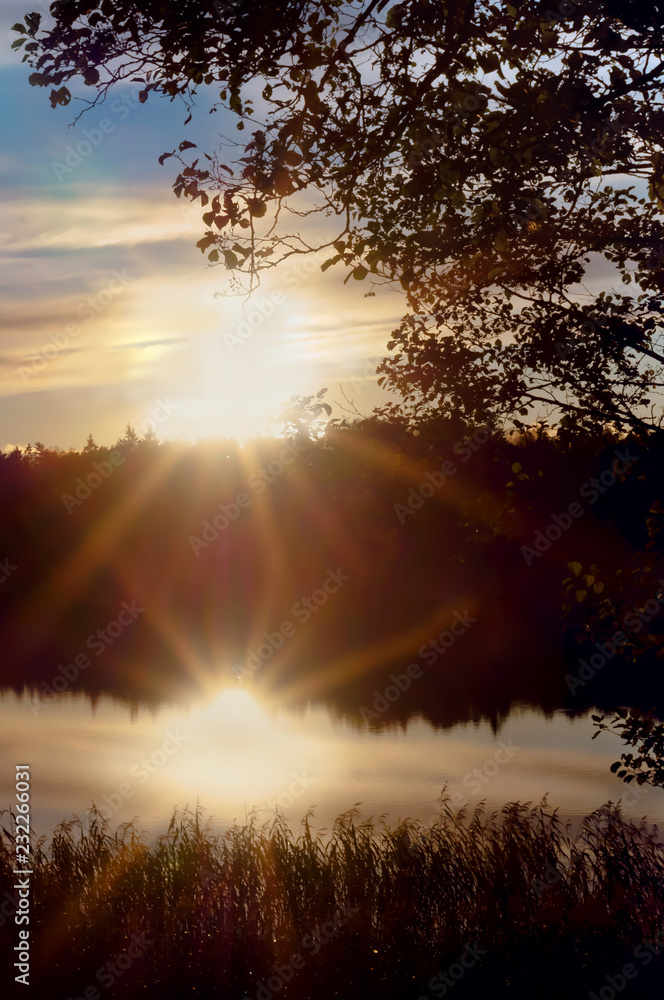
[1,796,663,998]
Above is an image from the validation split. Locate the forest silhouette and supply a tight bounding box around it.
[1,414,663,729]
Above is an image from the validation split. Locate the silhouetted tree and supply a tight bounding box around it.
[116,423,139,451]
[594,708,664,789]
[273,388,334,442]
[15,0,664,432]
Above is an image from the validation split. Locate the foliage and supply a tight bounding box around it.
[594,707,664,788]
[271,387,335,441]
[14,0,664,431]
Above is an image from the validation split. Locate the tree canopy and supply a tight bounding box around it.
[14,0,664,432]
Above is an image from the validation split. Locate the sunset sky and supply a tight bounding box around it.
[0,2,403,450]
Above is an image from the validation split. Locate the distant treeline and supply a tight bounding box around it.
[1,418,664,724]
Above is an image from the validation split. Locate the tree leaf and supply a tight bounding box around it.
[196,234,216,252]
[247,198,267,218]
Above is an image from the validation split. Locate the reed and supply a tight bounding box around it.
[1,796,663,998]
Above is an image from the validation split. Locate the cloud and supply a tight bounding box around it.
[0,187,203,257]
[0,50,402,443]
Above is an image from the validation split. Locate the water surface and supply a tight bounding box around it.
[2,686,662,838]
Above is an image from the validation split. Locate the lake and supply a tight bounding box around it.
[2,684,663,839]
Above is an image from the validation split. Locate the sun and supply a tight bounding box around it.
[198,686,266,726]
